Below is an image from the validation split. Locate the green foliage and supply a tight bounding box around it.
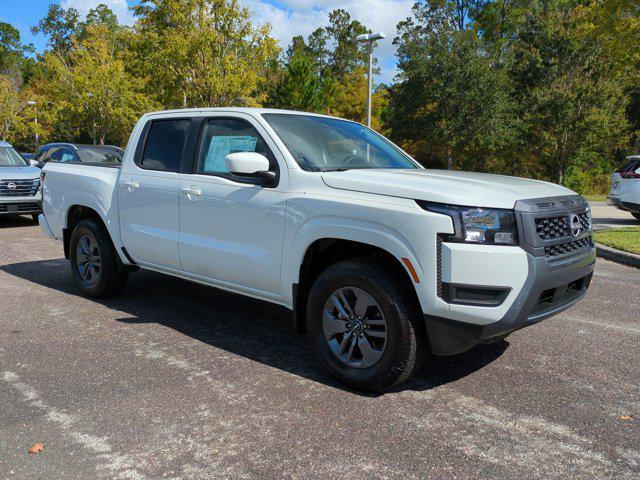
[267,9,384,124]
[271,55,329,112]
[386,0,635,189]
[31,4,80,53]
[1,0,637,188]
[40,24,155,145]
[130,0,279,108]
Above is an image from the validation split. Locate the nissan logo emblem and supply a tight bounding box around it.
[569,214,582,237]
[7,182,17,190]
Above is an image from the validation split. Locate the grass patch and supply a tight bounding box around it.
[584,194,607,202]
[594,227,640,255]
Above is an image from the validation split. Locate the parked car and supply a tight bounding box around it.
[607,155,640,221]
[36,143,124,165]
[38,108,596,391]
[0,141,42,220]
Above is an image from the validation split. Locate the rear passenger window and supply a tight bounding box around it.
[139,119,190,172]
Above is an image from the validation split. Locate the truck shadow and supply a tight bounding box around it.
[1,259,508,396]
[0,215,38,228]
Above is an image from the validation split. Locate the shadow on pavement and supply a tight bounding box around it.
[1,258,508,395]
[0,215,38,228]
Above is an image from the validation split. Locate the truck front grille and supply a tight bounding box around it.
[544,236,594,260]
[0,178,39,197]
[535,212,591,240]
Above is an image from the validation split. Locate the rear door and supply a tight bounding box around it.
[119,117,193,269]
[177,114,288,294]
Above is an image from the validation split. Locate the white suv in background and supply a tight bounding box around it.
[0,141,42,220]
[607,155,640,221]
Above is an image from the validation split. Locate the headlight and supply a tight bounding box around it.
[417,201,518,245]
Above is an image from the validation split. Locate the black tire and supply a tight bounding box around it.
[306,258,427,392]
[632,212,640,221]
[69,219,128,297]
[31,213,39,222]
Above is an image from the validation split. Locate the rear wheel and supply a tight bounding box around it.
[69,219,128,297]
[306,258,427,392]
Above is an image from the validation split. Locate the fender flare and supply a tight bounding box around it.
[282,216,426,309]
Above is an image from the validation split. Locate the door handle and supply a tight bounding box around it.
[123,180,139,189]
[181,186,202,197]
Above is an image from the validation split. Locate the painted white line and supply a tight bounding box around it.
[2,371,148,480]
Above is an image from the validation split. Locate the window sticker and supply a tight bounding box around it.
[204,135,258,172]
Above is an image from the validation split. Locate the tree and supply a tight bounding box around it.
[507,3,629,183]
[41,24,154,145]
[31,4,80,54]
[130,0,279,108]
[0,75,23,141]
[270,9,381,124]
[271,55,329,112]
[388,1,516,170]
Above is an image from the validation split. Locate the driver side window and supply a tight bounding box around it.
[196,118,277,177]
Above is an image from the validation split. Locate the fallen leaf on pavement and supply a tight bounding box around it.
[619,415,634,421]
[28,443,44,454]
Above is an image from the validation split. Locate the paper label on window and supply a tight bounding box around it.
[204,136,258,172]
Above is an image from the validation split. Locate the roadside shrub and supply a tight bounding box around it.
[564,167,610,195]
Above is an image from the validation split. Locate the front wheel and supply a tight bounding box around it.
[306,258,427,392]
[69,219,128,297]
[632,212,640,221]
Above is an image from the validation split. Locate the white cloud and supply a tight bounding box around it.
[61,0,135,26]
[249,0,414,84]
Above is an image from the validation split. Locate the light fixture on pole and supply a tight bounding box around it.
[356,31,386,128]
[24,101,37,148]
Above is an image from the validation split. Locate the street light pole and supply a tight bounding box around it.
[356,32,386,128]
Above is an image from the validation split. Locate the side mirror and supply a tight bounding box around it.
[29,159,43,168]
[225,152,277,187]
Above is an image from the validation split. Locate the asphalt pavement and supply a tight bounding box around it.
[0,216,638,479]
[589,202,638,230]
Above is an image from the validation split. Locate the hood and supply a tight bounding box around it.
[0,165,41,180]
[321,169,576,209]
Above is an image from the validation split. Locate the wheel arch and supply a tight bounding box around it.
[63,204,130,268]
[290,235,423,334]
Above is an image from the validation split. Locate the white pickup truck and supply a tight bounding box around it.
[39,108,596,391]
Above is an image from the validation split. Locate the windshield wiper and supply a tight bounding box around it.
[322,167,351,172]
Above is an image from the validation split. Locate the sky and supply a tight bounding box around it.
[0,0,414,84]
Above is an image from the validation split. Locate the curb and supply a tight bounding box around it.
[596,243,640,269]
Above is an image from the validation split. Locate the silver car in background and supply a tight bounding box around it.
[0,141,42,221]
[607,155,640,221]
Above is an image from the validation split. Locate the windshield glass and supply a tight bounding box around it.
[262,114,419,172]
[76,146,123,164]
[0,146,28,167]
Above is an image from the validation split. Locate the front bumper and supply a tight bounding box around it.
[0,195,42,215]
[425,195,596,355]
[426,249,595,355]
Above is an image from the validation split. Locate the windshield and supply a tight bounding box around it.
[76,146,123,164]
[0,146,28,167]
[262,114,419,172]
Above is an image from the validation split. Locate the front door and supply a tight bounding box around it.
[178,115,288,294]
[119,118,191,269]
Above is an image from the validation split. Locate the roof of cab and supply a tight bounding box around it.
[141,107,347,122]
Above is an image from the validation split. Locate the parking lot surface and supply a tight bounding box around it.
[1,217,638,479]
[590,202,638,230]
